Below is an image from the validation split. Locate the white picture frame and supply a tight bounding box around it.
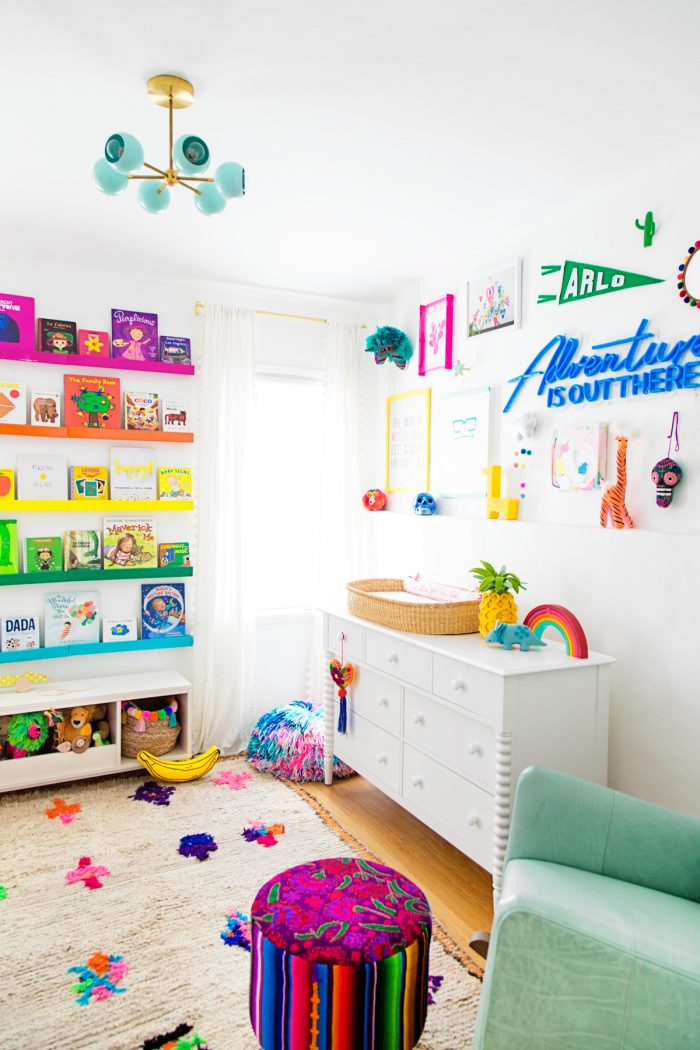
[466,258,522,338]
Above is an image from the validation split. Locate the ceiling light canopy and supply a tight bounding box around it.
[93,74,245,216]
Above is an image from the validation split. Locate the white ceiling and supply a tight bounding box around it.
[2,1,696,301]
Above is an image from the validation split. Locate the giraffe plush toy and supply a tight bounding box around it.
[600,435,635,529]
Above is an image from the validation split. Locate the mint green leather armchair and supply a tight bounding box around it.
[473,766,700,1049]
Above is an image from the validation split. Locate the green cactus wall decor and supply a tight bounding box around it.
[635,211,656,247]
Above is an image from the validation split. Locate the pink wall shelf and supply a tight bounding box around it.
[0,348,195,376]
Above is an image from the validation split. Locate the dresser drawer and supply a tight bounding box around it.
[334,707,401,794]
[404,689,495,789]
[365,629,432,692]
[327,614,364,661]
[432,653,502,721]
[351,667,402,735]
[402,743,494,871]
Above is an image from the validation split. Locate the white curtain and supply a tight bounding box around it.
[193,304,257,752]
[308,322,366,697]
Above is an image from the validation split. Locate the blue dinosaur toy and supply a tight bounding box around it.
[485,622,547,652]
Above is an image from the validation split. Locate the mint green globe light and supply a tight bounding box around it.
[215,162,245,199]
[94,74,246,217]
[93,158,128,195]
[138,181,171,213]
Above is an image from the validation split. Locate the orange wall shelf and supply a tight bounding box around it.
[0,424,193,443]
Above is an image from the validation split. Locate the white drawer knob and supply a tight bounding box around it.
[386,652,399,663]
[412,775,423,788]
[412,713,425,725]
[377,696,389,707]
[337,631,346,641]
[468,741,482,756]
[451,678,466,691]
[467,813,481,827]
[377,753,388,764]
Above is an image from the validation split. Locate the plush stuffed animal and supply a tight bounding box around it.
[61,705,110,754]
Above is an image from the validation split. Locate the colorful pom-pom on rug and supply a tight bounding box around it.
[67,951,128,1006]
[129,780,176,806]
[247,700,355,782]
[141,1022,209,1049]
[178,833,218,862]
[221,910,251,951]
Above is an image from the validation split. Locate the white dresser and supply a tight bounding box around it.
[321,607,614,898]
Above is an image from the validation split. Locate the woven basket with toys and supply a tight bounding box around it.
[121,695,180,758]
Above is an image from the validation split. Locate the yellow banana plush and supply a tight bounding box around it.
[136,746,220,783]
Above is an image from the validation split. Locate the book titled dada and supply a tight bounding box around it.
[44,591,100,646]
[1,612,40,652]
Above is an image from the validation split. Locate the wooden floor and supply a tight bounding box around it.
[304,774,493,968]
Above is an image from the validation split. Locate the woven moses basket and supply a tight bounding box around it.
[121,695,181,758]
[347,578,480,635]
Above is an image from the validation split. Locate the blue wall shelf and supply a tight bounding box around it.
[0,636,193,664]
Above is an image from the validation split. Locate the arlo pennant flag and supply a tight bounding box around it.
[537,260,664,305]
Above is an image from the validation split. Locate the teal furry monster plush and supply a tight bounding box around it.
[365,326,413,370]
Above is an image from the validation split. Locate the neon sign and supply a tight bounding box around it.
[504,318,700,412]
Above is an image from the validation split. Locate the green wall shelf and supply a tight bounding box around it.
[0,635,194,664]
[0,566,194,587]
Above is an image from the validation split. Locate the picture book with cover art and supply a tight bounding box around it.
[158,467,192,500]
[78,329,110,357]
[109,447,156,500]
[102,617,138,643]
[64,374,120,429]
[25,536,62,573]
[31,390,61,427]
[63,530,101,571]
[38,318,78,355]
[0,519,18,574]
[125,391,159,431]
[103,518,157,569]
[111,309,158,363]
[0,293,35,354]
[162,399,187,431]
[141,583,185,638]
[159,336,191,365]
[158,542,190,567]
[44,591,100,647]
[0,380,27,425]
[17,455,68,500]
[1,612,39,652]
[70,466,109,500]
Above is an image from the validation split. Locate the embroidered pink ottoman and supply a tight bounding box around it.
[250,857,432,1050]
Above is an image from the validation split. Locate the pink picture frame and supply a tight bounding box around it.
[418,294,454,376]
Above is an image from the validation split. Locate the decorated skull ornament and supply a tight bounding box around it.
[651,457,683,508]
[412,492,437,516]
[362,488,387,511]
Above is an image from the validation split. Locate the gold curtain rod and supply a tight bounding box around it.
[194,300,366,329]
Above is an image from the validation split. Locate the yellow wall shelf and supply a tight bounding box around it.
[0,500,194,512]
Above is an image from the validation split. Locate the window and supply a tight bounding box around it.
[251,372,324,610]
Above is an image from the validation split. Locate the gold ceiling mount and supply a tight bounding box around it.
[147,74,195,109]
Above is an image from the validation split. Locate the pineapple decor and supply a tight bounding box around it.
[470,561,527,639]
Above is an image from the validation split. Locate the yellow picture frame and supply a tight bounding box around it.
[385,388,431,493]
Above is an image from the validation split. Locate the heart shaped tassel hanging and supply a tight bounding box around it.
[330,635,355,735]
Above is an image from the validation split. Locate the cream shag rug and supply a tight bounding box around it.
[0,758,481,1049]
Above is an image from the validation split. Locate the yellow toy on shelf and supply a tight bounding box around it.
[484,465,519,520]
[136,745,220,783]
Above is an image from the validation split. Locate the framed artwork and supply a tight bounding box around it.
[385,389,431,493]
[551,423,607,491]
[418,294,454,376]
[467,259,521,338]
[431,387,491,497]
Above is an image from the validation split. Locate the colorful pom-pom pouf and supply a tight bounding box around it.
[247,701,355,782]
[250,857,432,1050]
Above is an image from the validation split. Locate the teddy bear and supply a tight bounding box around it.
[60,705,110,755]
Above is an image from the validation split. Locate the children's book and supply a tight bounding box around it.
[102,617,138,643]
[64,374,120,429]
[158,467,192,501]
[0,380,27,425]
[0,293,35,354]
[159,336,191,365]
[162,399,188,431]
[109,448,157,500]
[31,390,61,427]
[0,470,15,501]
[69,466,109,500]
[63,530,101,571]
[0,519,19,574]
[78,329,110,357]
[44,591,100,646]
[111,309,159,362]
[158,542,191,567]
[25,536,62,573]
[103,518,157,569]
[141,583,186,638]
[125,391,159,431]
[17,455,68,500]
[38,318,78,355]
[1,613,39,652]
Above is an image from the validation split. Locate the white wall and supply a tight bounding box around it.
[1,258,385,722]
[367,155,700,816]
